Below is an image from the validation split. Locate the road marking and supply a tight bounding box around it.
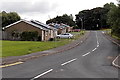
[92,48,97,52]
[82,32,99,57]
[82,52,91,57]
[96,32,99,44]
[31,69,53,80]
[0,62,23,68]
[61,58,77,66]
[97,41,99,45]
[112,55,120,68]
[102,31,105,34]
[97,44,99,47]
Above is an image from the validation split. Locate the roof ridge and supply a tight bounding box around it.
[3,19,49,31]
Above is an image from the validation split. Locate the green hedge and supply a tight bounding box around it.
[20,31,39,41]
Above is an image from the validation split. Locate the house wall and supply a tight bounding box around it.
[66,27,73,32]
[52,30,57,38]
[50,30,54,38]
[4,21,45,41]
[58,28,66,34]
[1,31,7,40]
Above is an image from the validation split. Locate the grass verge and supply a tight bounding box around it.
[2,31,85,57]
[106,29,120,40]
[111,34,120,40]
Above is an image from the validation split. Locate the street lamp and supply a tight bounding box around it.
[79,17,84,34]
[79,17,83,30]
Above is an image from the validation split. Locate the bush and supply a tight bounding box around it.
[20,31,38,41]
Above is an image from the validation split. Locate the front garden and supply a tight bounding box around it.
[2,31,85,57]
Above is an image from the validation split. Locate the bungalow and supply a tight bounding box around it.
[61,24,73,32]
[49,23,73,35]
[30,20,58,40]
[49,23,66,35]
[3,19,57,41]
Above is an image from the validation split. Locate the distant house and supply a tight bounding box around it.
[30,20,58,39]
[49,23,73,35]
[3,19,57,41]
[61,24,73,32]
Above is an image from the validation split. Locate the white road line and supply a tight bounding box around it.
[97,44,99,47]
[96,32,99,44]
[82,32,99,57]
[96,32,100,47]
[82,52,91,57]
[97,41,99,45]
[112,55,120,68]
[61,58,77,66]
[31,69,53,80]
[92,48,97,52]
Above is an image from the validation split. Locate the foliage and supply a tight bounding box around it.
[1,11,21,28]
[107,1,120,37]
[75,2,116,30]
[20,31,39,41]
[46,14,76,26]
[0,13,2,30]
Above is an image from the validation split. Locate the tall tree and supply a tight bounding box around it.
[75,2,115,30]
[0,13,2,30]
[46,14,76,26]
[1,11,21,28]
[107,1,120,37]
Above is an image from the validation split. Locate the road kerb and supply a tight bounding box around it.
[103,32,120,68]
[112,54,120,68]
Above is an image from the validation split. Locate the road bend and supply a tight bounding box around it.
[2,31,119,79]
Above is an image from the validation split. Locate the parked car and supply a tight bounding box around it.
[56,33,73,38]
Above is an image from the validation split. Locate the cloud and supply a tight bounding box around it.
[0,0,58,14]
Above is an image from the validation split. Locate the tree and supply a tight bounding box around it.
[0,13,2,30]
[46,14,76,26]
[75,3,116,30]
[1,11,21,28]
[107,1,120,37]
[76,8,107,30]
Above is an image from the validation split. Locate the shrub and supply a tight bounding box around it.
[20,31,38,41]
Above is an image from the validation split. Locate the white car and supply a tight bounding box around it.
[56,33,73,38]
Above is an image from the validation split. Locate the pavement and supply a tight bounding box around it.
[2,31,119,79]
[2,31,90,65]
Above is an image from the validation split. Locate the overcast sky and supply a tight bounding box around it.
[0,0,117,23]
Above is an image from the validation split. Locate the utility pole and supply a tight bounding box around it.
[79,17,84,34]
[79,17,83,30]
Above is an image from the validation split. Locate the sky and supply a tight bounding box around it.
[0,0,117,23]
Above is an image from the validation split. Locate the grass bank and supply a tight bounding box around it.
[111,34,120,40]
[104,29,120,40]
[2,31,85,57]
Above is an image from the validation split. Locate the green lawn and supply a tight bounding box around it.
[2,31,85,57]
[2,40,69,57]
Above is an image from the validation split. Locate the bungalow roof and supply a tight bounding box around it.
[3,19,48,31]
[31,20,57,31]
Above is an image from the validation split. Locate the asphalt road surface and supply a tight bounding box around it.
[2,31,120,79]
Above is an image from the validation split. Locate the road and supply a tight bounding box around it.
[2,31,119,79]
